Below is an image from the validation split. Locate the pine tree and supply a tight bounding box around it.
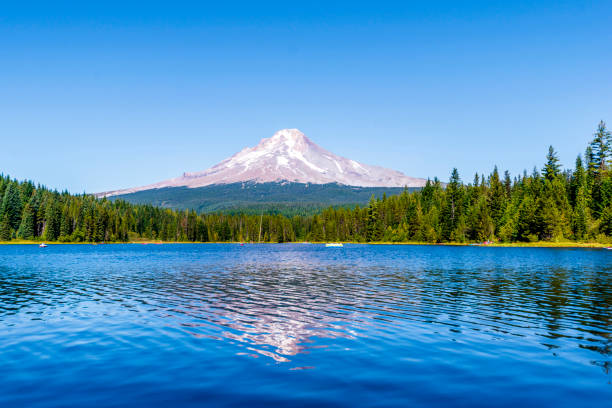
[517,196,538,241]
[590,121,611,175]
[442,168,463,241]
[585,146,597,188]
[26,191,43,237]
[44,201,61,241]
[0,213,11,240]
[17,204,36,239]
[600,205,612,236]
[0,182,23,230]
[421,180,435,211]
[572,187,589,240]
[487,166,506,234]
[470,196,494,241]
[539,177,571,241]
[366,195,383,241]
[503,170,512,196]
[569,155,586,206]
[542,145,561,180]
[60,206,73,239]
[498,196,520,243]
[600,174,612,211]
[19,181,34,207]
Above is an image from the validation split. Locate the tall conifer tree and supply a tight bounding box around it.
[0,214,11,240]
[17,204,36,239]
[542,146,561,180]
[0,182,23,230]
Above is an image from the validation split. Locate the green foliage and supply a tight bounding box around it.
[17,204,36,239]
[600,205,612,236]
[442,168,463,240]
[0,182,23,230]
[589,121,611,175]
[543,145,561,180]
[366,196,383,241]
[110,182,413,217]
[0,213,11,241]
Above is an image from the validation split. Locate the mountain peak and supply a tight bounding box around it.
[259,129,311,153]
[99,129,428,197]
[271,128,306,141]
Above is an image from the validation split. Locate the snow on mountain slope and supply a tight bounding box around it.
[99,129,428,197]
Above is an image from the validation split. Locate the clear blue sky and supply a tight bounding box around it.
[1,1,611,193]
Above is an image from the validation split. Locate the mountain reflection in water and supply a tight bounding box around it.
[161,264,365,362]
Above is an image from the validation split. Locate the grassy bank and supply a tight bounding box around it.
[325,241,610,248]
[1,239,610,248]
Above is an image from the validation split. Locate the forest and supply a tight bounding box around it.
[110,181,412,216]
[1,121,611,244]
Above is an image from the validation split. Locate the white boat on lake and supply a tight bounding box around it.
[325,243,343,247]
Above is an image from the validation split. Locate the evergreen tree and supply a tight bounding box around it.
[17,204,36,239]
[503,170,512,196]
[0,182,23,230]
[19,181,34,207]
[44,201,61,241]
[60,206,73,240]
[0,213,11,241]
[590,121,611,175]
[517,196,538,241]
[366,195,383,241]
[572,187,589,240]
[442,168,463,241]
[600,204,612,236]
[538,178,570,241]
[569,155,586,206]
[600,175,612,213]
[469,196,494,241]
[487,166,506,234]
[585,146,597,189]
[542,145,561,180]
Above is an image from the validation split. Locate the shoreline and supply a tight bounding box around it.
[0,240,609,248]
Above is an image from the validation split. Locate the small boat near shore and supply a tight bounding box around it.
[39,243,48,248]
[325,243,343,247]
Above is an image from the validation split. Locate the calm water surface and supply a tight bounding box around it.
[0,244,610,407]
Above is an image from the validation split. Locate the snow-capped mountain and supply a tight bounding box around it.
[100,129,427,197]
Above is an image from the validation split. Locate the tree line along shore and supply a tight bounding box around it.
[1,122,611,245]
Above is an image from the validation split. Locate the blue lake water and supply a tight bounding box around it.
[0,244,610,407]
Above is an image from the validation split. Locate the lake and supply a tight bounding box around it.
[0,244,610,407]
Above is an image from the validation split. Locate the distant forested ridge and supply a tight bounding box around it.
[1,121,611,244]
[108,182,411,216]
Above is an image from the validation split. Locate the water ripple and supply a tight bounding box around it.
[0,244,610,407]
